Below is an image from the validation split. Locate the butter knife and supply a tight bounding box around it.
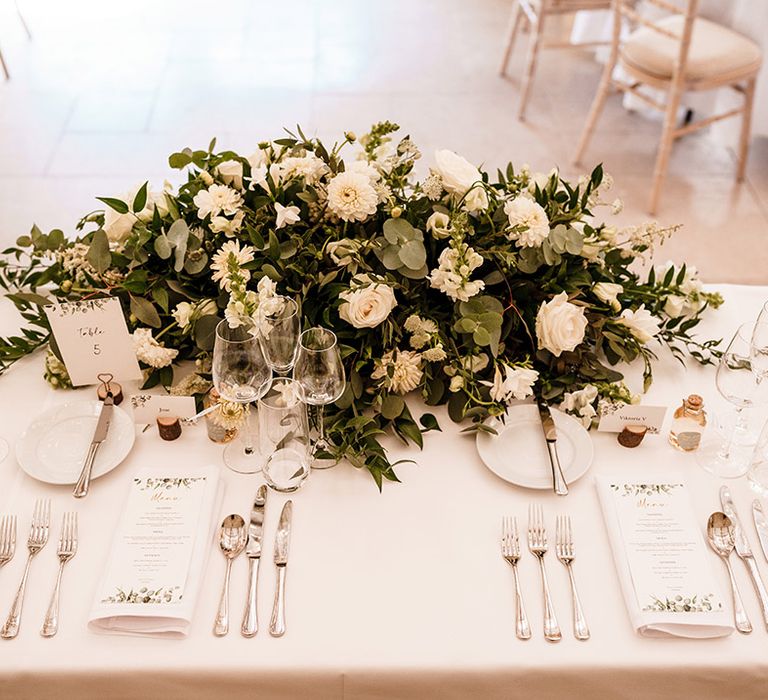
[73,395,114,498]
[269,500,293,637]
[241,485,267,637]
[537,400,568,496]
[752,500,768,563]
[720,486,768,628]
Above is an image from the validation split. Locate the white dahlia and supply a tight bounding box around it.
[193,184,243,220]
[371,350,424,395]
[504,197,550,247]
[326,171,379,222]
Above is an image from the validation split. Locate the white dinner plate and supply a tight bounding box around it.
[476,404,593,489]
[16,401,135,485]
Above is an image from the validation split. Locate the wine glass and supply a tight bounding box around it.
[212,316,272,474]
[259,377,311,492]
[750,300,768,381]
[698,324,768,478]
[292,327,345,469]
[260,296,300,376]
[748,418,768,495]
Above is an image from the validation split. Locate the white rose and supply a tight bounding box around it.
[327,238,362,267]
[433,150,489,212]
[103,206,136,244]
[618,304,661,344]
[593,282,623,312]
[339,283,397,329]
[216,160,244,190]
[172,302,194,330]
[426,211,452,239]
[535,292,588,357]
[664,294,685,318]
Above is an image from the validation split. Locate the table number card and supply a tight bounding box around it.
[45,297,142,386]
[130,394,197,424]
[597,403,668,434]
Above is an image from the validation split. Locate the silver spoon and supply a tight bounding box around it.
[213,514,247,637]
[707,512,752,634]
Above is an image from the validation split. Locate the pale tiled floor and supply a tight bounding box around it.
[0,0,766,282]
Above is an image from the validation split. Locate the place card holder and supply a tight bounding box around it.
[96,373,124,405]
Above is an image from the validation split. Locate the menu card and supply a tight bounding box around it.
[596,474,733,638]
[89,466,222,638]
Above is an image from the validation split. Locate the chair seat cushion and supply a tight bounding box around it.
[622,15,762,82]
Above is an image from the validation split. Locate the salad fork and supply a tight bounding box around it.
[527,504,561,642]
[501,516,531,639]
[1,499,51,639]
[555,515,590,640]
[0,515,16,568]
[41,512,78,638]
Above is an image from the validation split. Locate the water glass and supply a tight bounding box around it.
[748,418,768,495]
[212,316,272,474]
[260,296,301,376]
[259,377,310,492]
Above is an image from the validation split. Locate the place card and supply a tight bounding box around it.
[45,297,142,386]
[597,403,667,434]
[130,394,196,424]
[95,475,208,607]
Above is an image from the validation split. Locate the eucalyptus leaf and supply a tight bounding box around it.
[381,394,405,420]
[130,295,161,328]
[194,314,219,351]
[87,229,111,274]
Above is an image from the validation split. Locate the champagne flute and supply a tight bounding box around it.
[260,296,300,376]
[293,327,345,469]
[698,324,768,478]
[212,316,272,474]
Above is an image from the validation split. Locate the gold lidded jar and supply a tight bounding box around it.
[669,394,706,452]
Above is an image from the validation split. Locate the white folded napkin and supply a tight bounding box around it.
[88,466,223,638]
[596,474,733,638]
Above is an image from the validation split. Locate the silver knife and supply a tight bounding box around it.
[720,486,768,628]
[753,500,768,563]
[269,500,293,637]
[73,394,114,498]
[537,400,568,496]
[241,485,267,637]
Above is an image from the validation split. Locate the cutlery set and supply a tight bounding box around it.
[706,486,768,634]
[214,487,293,638]
[501,506,588,642]
[0,500,78,639]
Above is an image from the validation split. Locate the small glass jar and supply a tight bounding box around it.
[203,388,241,444]
[669,394,707,452]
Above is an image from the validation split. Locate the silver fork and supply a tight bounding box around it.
[501,516,531,640]
[528,504,561,642]
[556,515,589,640]
[0,515,17,568]
[41,512,78,638]
[1,499,51,639]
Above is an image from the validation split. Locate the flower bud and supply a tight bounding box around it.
[391,206,403,218]
[344,131,356,142]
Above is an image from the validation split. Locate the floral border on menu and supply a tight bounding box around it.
[642,593,720,613]
[133,477,206,491]
[101,585,182,605]
[609,483,683,497]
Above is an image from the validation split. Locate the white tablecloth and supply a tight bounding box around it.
[2,285,768,699]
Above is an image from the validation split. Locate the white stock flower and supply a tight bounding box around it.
[210,210,245,237]
[133,328,178,369]
[433,149,488,212]
[618,305,661,344]
[535,292,588,357]
[429,242,485,302]
[655,261,706,318]
[216,160,244,190]
[593,282,623,312]
[247,149,267,171]
[371,350,423,395]
[275,202,301,229]
[482,364,539,404]
[193,184,243,220]
[426,211,452,239]
[327,170,379,222]
[339,280,397,329]
[449,375,465,392]
[504,197,550,248]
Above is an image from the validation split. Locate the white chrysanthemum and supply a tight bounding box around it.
[133,328,179,369]
[504,197,550,247]
[428,242,485,302]
[210,240,255,290]
[326,171,379,222]
[371,350,423,395]
[618,304,661,344]
[279,155,329,185]
[193,184,243,220]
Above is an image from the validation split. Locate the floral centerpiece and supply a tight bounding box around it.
[0,122,722,487]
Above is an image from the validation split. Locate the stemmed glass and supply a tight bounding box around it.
[260,296,300,376]
[212,316,272,474]
[698,324,768,478]
[293,327,345,469]
[750,300,768,381]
